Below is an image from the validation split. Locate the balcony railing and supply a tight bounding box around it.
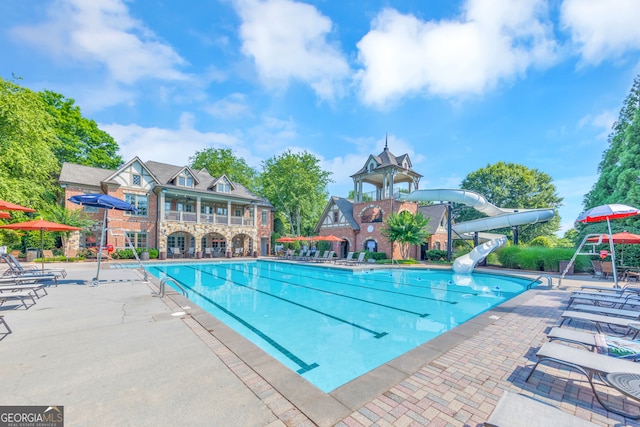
[164,210,254,226]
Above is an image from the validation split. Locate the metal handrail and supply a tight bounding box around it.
[525,274,554,289]
[159,278,188,298]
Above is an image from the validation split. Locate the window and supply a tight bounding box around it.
[186,177,194,187]
[217,183,230,193]
[261,210,268,226]
[178,177,185,186]
[234,208,242,217]
[132,174,141,186]
[125,194,148,216]
[216,206,227,215]
[83,205,99,213]
[176,172,194,188]
[164,201,172,211]
[126,232,148,248]
[333,211,339,222]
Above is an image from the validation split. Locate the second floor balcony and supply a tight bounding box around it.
[164,210,254,226]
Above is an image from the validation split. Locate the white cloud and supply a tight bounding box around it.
[561,0,640,65]
[10,0,188,85]
[355,0,558,107]
[205,93,252,119]
[100,114,243,166]
[234,0,350,99]
[578,109,617,140]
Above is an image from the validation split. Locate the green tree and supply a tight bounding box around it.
[0,77,59,210]
[44,204,96,253]
[381,210,429,259]
[40,90,123,169]
[190,148,259,193]
[260,150,332,236]
[458,162,562,242]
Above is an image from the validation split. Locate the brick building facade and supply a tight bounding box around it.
[315,144,449,260]
[59,157,274,259]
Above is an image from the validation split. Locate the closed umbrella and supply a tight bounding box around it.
[577,204,640,286]
[68,194,137,285]
[0,219,80,272]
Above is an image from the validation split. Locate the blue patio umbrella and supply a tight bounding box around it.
[68,194,137,285]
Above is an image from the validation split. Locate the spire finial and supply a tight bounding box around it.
[385,134,388,150]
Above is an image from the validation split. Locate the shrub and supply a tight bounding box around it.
[495,246,591,272]
[528,236,553,247]
[367,251,387,261]
[425,249,448,261]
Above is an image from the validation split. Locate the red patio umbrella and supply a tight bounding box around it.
[316,235,345,242]
[577,204,640,286]
[0,212,10,219]
[0,219,80,272]
[0,199,35,212]
[276,236,297,243]
[587,231,640,265]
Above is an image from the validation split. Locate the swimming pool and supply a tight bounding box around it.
[145,260,538,392]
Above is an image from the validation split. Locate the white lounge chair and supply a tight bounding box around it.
[0,315,11,339]
[526,341,640,418]
[484,390,599,427]
[560,310,640,336]
[0,280,48,298]
[0,290,37,309]
[570,303,640,319]
[2,253,66,278]
[547,326,640,360]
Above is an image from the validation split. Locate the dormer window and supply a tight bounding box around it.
[217,183,230,193]
[176,172,194,188]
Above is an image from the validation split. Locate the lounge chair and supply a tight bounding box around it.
[338,252,354,264]
[547,326,640,359]
[42,249,55,260]
[0,280,48,298]
[352,252,366,264]
[566,291,640,309]
[571,303,640,319]
[1,253,66,278]
[0,315,11,339]
[526,341,640,418]
[187,247,195,258]
[591,260,603,279]
[203,248,212,258]
[313,251,329,262]
[484,390,599,427]
[0,290,37,309]
[580,282,640,294]
[560,310,640,336]
[169,247,182,258]
[317,250,334,263]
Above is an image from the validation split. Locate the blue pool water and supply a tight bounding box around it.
[144,260,537,392]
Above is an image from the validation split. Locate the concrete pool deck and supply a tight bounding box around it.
[1,260,638,426]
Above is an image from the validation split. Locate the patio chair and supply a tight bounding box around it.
[1,253,66,278]
[547,326,640,359]
[580,282,640,294]
[484,390,598,427]
[0,278,48,298]
[169,248,182,258]
[203,248,213,258]
[571,303,640,319]
[338,252,354,264]
[312,251,329,262]
[187,247,195,258]
[591,260,603,278]
[601,261,615,279]
[560,310,640,336]
[42,250,55,260]
[0,315,11,339]
[566,291,640,309]
[526,341,640,418]
[0,290,37,309]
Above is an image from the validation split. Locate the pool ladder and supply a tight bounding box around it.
[526,274,554,289]
[158,278,188,298]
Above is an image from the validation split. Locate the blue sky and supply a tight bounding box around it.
[2,0,640,235]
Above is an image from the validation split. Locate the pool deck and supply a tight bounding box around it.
[1,259,639,426]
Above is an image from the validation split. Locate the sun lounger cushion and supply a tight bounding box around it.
[485,391,598,427]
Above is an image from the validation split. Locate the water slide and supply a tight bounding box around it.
[397,189,555,273]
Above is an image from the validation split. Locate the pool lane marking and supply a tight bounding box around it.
[201,265,430,319]
[163,272,319,374]
[255,263,461,305]
[180,266,390,338]
[260,262,477,299]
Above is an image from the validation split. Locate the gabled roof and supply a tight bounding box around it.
[59,162,114,187]
[103,156,160,184]
[209,174,236,191]
[167,166,200,186]
[314,196,360,232]
[418,204,448,234]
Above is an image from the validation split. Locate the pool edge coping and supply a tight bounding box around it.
[148,262,549,427]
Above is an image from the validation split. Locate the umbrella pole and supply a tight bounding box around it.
[93,209,107,286]
[40,229,45,273]
[607,218,619,288]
